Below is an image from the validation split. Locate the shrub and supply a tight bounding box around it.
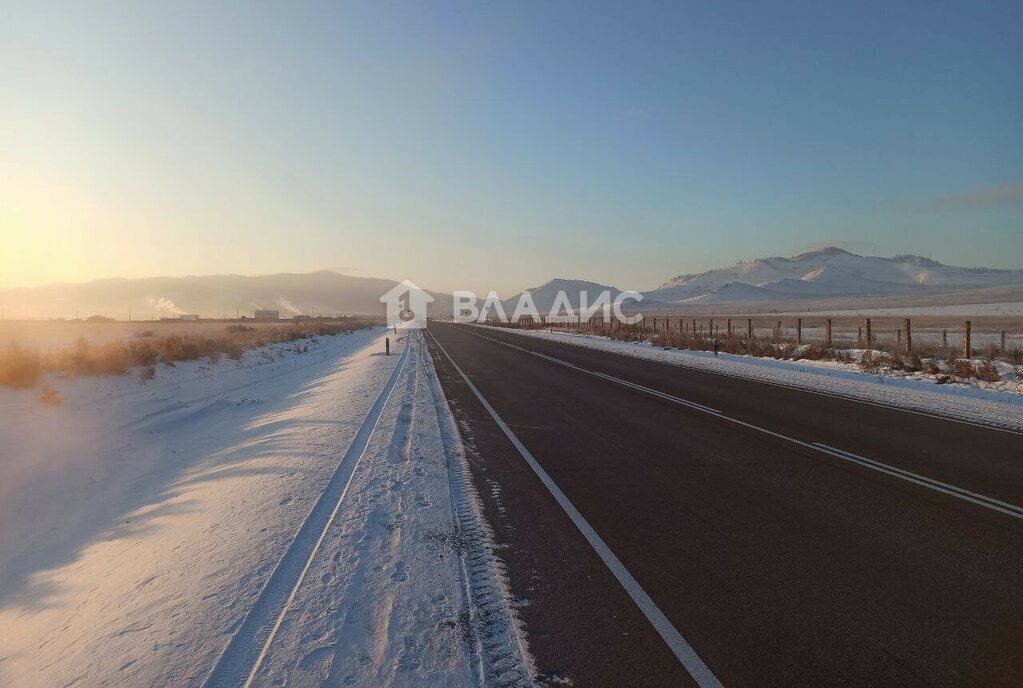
[950,358,975,379]
[128,341,160,367]
[53,339,128,376]
[0,344,43,389]
[38,385,63,406]
[858,350,881,374]
[975,360,1001,382]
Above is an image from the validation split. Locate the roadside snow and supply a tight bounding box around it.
[244,332,534,687]
[0,328,533,687]
[476,326,1023,432]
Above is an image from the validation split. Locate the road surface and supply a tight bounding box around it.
[425,322,1023,687]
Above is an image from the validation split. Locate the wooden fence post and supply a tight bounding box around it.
[825,318,833,349]
[904,318,912,353]
[942,329,947,348]
[797,318,802,345]
[727,318,732,336]
[865,318,872,350]
[963,320,972,359]
[747,318,753,340]
[709,318,714,336]
[1001,330,1007,353]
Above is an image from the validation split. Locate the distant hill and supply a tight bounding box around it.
[6,249,1022,320]
[642,248,1023,305]
[0,271,453,320]
[500,278,623,314]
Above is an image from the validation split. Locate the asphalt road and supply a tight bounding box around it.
[425,322,1023,687]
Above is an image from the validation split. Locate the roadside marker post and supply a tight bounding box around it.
[385,337,390,356]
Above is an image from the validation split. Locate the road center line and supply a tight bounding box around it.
[427,327,725,688]
[456,325,1023,521]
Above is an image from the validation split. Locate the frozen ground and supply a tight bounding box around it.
[0,328,531,687]
[476,326,1023,432]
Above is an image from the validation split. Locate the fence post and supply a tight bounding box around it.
[385,337,390,356]
[904,318,912,353]
[942,328,947,348]
[727,318,732,336]
[747,318,753,340]
[709,318,714,336]
[865,319,872,350]
[825,318,833,349]
[797,318,802,345]
[1001,330,1007,353]
[858,327,862,347]
[963,320,971,359]
[692,318,697,335]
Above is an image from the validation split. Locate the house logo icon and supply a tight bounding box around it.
[380,280,433,329]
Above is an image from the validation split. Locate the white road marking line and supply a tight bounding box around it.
[458,326,1023,521]
[427,328,725,688]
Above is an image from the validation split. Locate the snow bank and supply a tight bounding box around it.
[0,328,532,687]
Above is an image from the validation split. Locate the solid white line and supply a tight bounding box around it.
[457,325,1023,521]
[427,328,724,688]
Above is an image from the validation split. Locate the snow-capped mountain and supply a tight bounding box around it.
[644,248,1023,304]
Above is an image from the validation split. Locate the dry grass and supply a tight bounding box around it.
[0,320,376,390]
[0,345,43,388]
[494,318,1017,384]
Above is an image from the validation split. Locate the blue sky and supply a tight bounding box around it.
[1,0,1020,294]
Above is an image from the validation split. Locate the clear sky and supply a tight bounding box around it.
[2,0,1020,295]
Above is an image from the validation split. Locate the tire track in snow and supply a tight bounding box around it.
[203,340,410,688]
[424,334,537,687]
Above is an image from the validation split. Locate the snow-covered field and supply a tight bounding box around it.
[0,328,531,687]
[476,326,1023,432]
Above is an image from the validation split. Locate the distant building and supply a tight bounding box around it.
[254,310,280,321]
[178,314,200,321]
